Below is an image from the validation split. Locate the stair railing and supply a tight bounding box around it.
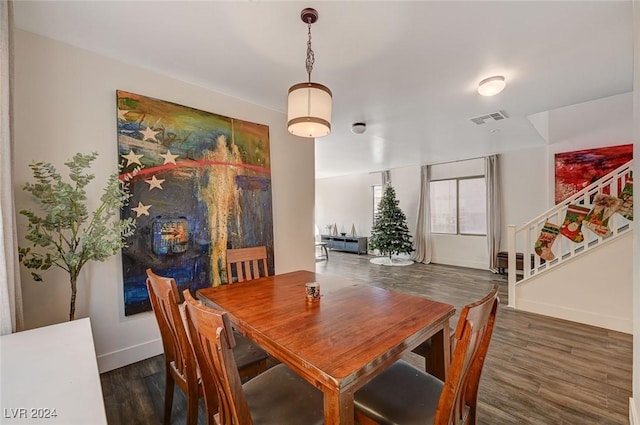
[507,160,633,308]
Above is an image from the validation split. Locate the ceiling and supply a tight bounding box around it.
[13,1,633,178]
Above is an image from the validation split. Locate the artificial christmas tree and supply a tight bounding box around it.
[369,184,415,265]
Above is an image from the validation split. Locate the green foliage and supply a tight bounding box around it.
[18,152,136,319]
[369,184,415,258]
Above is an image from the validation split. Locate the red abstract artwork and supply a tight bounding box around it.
[554,144,633,204]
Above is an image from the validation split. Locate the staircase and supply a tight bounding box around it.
[506,160,633,331]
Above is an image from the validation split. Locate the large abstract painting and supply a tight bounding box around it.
[554,144,633,204]
[117,91,274,316]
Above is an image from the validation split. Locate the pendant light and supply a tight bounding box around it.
[287,8,332,138]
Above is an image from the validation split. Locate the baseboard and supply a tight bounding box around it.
[517,299,632,334]
[631,398,639,425]
[429,256,488,270]
[96,338,163,373]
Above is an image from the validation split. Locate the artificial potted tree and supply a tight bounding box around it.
[18,152,136,320]
[369,184,415,265]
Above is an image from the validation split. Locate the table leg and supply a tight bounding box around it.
[425,320,451,381]
[323,388,354,425]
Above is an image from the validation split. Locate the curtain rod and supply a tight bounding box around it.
[367,154,495,174]
[423,154,494,167]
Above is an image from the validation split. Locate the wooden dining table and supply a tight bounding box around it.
[197,269,455,425]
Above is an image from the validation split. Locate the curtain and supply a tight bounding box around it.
[411,165,432,264]
[485,155,502,273]
[381,170,391,187]
[0,0,23,334]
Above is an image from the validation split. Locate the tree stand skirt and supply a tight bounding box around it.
[370,257,414,266]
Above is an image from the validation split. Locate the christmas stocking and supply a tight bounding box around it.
[560,204,591,243]
[617,178,633,221]
[583,193,622,237]
[534,221,560,261]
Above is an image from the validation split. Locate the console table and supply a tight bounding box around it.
[321,235,368,254]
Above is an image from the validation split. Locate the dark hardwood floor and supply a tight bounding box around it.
[101,251,632,424]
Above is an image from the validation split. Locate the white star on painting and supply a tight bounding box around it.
[145,175,165,191]
[122,150,143,167]
[132,202,151,217]
[117,109,130,120]
[160,150,179,165]
[140,125,160,142]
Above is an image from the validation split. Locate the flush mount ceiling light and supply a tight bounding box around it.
[477,75,506,96]
[287,8,333,138]
[351,122,366,134]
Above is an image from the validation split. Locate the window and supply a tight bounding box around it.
[430,177,486,235]
[430,180,457,234]
[372,185,383,223]
[458,178,486,235]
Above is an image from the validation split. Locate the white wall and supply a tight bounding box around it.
[316,158,492,269]
[316,154,536,270]
[500,147,549,229]
[13,30,316,372]
[315,93,633,273]
[517,233,633,333]
[500,146,549,252]
[314,166,421,257]
[315,172,381,238]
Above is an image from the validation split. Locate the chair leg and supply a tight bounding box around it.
[468,407,477,425]
[256,358,267,374]
[185,384,200,425]
[355,410,381,425]
[186,390,199,425]
[237,358,268,381]
[163,368,175,425]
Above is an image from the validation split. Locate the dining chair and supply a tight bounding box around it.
[146,269,269,425]
[182,290,325,425]
[226,246,269,283]
[354,285,499,425]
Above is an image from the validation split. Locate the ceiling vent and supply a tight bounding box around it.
[469,110,508,125]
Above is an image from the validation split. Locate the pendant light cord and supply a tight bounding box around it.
[305,20,315,83]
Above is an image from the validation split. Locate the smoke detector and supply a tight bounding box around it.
[351,122,366,134]
[469,111,508,125]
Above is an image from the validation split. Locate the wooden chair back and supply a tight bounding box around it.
[146,269,198,384]
[435,285,499,425]
[183,290,253,425]
[226,246,269,284]
[146,269,200,425]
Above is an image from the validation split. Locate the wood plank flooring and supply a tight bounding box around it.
[101,252,632,424]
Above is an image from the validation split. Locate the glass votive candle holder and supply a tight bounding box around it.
[305,281,320,302]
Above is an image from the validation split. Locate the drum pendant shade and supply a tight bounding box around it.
[287,82,332,138]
